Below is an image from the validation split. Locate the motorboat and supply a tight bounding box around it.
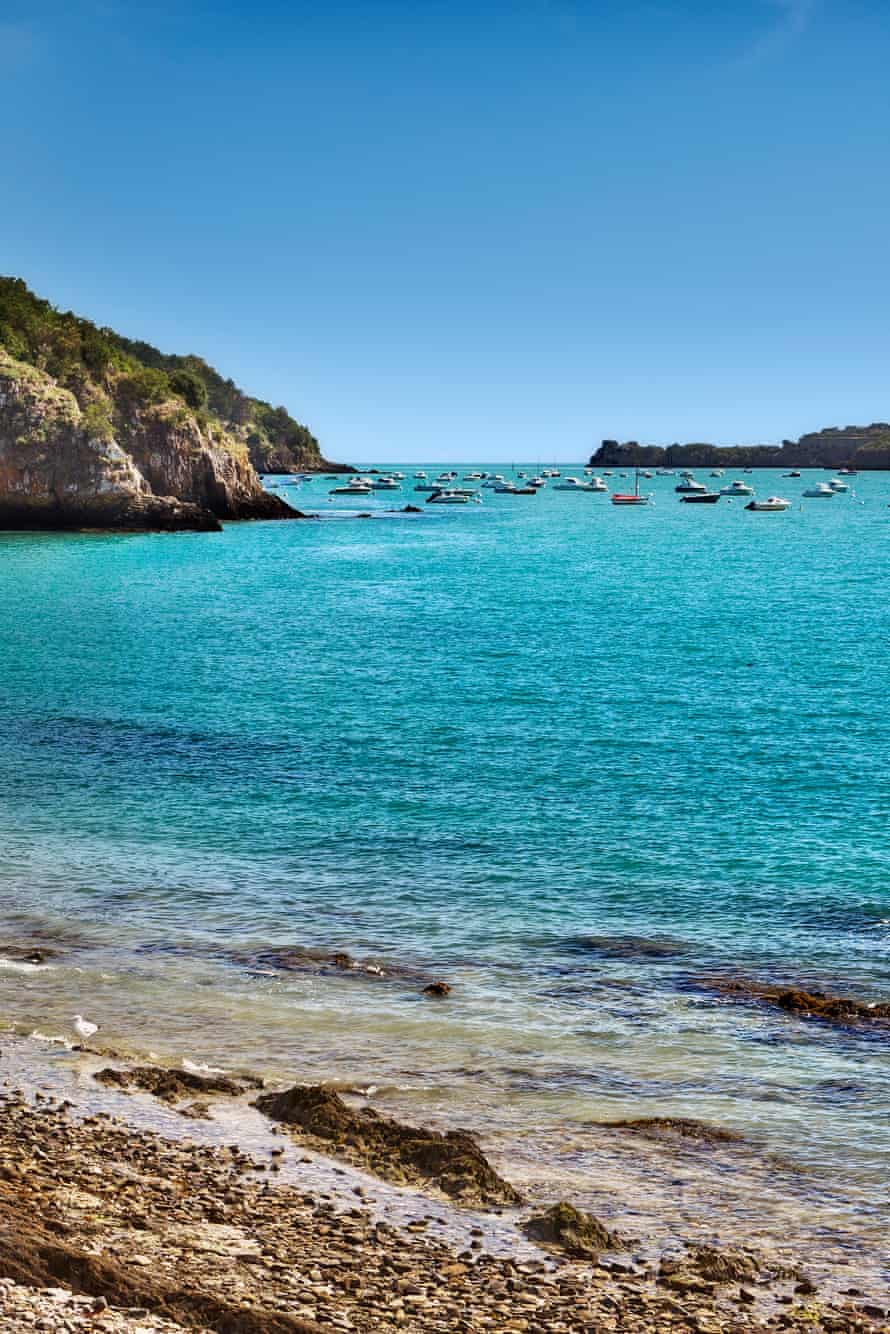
[392,472,405,480]
[482,475,506,488]
[554,476,604,492]
[746,496,790,512]
[414,471,427,479]
[675,477,708,493]
[329,481,374,496]
[494,483,536,495]
[803,482,835,498]
[527,476,547,488]
[828,478,849,492]
[720,480,754,496]
[839,467,856,475]
[642,470,654,479]
[680,492,720,503]
[370,477,400,489]
[436,471,457,482]
[427,488,471,504]
[463,472,483,480]
[782,471,801,478]
[414,482,446,492]
[710,469,725,477]
[588,476,608,492]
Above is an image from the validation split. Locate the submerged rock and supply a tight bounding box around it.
[254,1084,522,1206]
[523,1202,617,1258]
[702,977,890,1030]
[0,944,58,965]
[599,1117,744,1146]
[565,934,690,961]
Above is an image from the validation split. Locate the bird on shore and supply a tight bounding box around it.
[73,1014,98,1043]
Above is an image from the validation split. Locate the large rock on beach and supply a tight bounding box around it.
[523,1201,617,1258]
[254,1084,522,1206]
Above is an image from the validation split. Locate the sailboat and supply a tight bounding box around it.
[611,470,652,506]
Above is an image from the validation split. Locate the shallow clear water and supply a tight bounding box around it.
[1,467,888,1273]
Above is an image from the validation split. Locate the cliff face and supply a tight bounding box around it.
[591,425,890,471]
[0,351,296,532]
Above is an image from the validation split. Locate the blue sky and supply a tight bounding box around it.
[2,0,888,462]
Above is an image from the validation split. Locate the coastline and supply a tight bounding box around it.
[1,1033,887,1332]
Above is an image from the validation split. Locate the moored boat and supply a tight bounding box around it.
[680,492,720,503]
[803,482,835,498]
[720,480,755,496]
[746,496,790,511]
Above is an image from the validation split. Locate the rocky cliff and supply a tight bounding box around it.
[0,350,295,532]
[0,275,338,531]
[590,425,890,471]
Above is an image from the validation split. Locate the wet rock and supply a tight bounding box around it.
[687,1245,760,1284]
[522,1202,617,1258]
[599,1117,744,1146]
[0,944,58,965]
[702,977,890,1030]
[422,982,452,997]
[94,1065,258,1103]
[254,1084,522,1206]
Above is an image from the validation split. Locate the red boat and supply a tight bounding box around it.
[611,471,651,505]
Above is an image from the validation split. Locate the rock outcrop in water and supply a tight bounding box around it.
[0,276,347,530]
[523,1201,617,1257]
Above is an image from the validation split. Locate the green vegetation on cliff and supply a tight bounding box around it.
[0,276,343,473]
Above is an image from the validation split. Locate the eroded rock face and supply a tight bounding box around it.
[0,352,299,531]
[254,1084,522,1206]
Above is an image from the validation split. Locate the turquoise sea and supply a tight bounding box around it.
[1,467,888,1282]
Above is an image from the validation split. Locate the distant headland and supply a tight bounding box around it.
[0,276,350,533]
[590,425,890,471]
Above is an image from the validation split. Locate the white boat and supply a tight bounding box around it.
[553,476,604,492]
[676,477,708,493]
[414,471,427,479]
[720,480,755,496]
[745,496,790,512]
[828,478,849,492]
[391,472,405,480]
[463,472,483,480]
[329,482,374,496]
[370,477,400,489]
[589,476,608,491]
[803,482,835,498]
[482,474,507,488]
[427,488,471,505]
[710,469,725,477]
[414,482,446,492]
[527,476,547,488]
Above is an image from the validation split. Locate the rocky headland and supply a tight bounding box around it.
[590,425,890,471]
[0,277,348,532]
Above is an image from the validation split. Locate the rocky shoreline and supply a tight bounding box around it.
[0,1039,887,1333]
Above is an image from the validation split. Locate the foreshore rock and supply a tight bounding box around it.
[523,1202,617,1257]
[94,1065,259,1103]
[254,1084,522,1206]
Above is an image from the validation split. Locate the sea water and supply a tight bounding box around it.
[1,468,888,1281]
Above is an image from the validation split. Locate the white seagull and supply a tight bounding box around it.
[73,1014,98,1043]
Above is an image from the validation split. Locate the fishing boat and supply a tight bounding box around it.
[611,471,651,506]
[745,496,790,512]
